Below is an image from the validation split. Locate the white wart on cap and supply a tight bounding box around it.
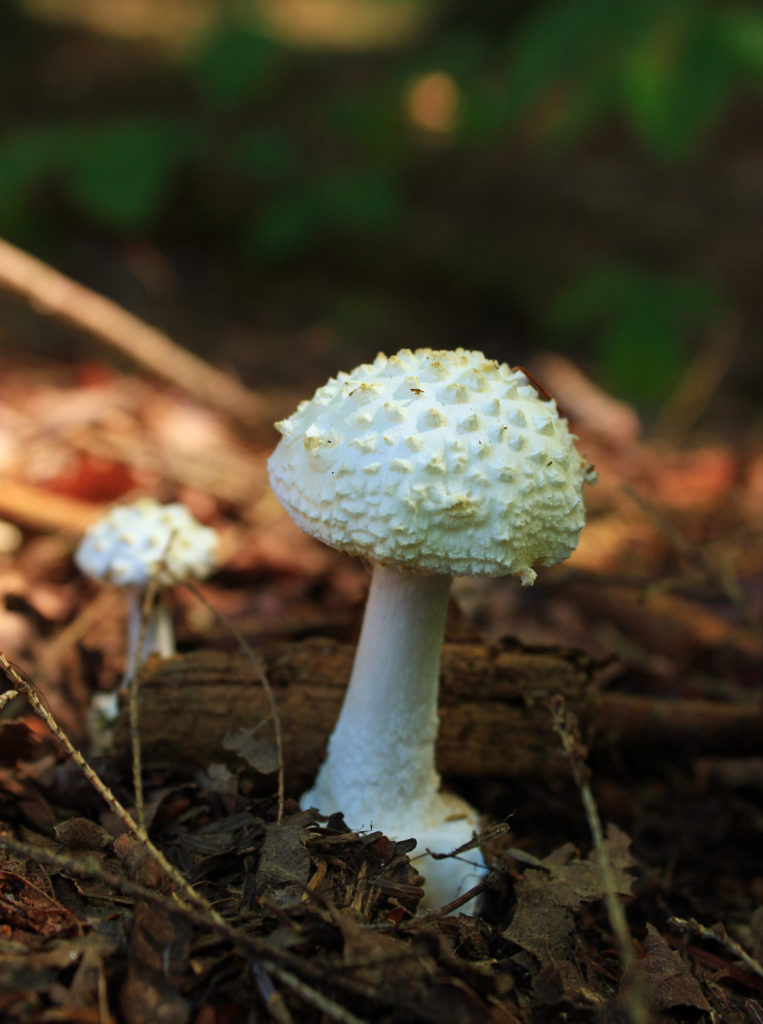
[269,347,595,584]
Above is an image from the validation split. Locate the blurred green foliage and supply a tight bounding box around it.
[0,0,760,404]
[0,117,188,231]
[494,0,759,159]
[547,265,726,400]
[189,24,286,106]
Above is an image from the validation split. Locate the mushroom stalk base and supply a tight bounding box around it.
[301,564,486,910]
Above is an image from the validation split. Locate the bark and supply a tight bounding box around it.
[112,639,763,783]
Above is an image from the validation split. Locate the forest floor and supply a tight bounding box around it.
[0,278,762,1023]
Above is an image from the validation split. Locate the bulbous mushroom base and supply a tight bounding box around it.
[403,792,488,913]
[301,785,487,913]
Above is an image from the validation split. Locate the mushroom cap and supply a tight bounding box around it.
[75,498,218,587]
[268,348,596,581]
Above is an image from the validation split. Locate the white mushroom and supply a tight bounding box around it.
[76,498,218,688]
[268,348,596,911]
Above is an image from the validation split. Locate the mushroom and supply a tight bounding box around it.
[76,498,218,690]
[268,348,596,910]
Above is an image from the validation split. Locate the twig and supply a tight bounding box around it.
[747,1000,763,1024]
[0,478,99,533]
[0,651,223,926]
[183,580,285,824]
[0,235,267,432]
[0,829,369,1024]
[0,689,19,710]
[403,823,512,926]
[257,963,368,1024]
[252,962,296,1024]
[669,915,763,982]
[652,317,739,446]
[409,877,490,923]
[551,695,648,1024]
[97,959,110,1024]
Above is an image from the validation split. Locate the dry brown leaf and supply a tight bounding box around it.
[222,727,279,775]
[0,866,82,938]
[504,824,636,964]
[641,923,712,1013]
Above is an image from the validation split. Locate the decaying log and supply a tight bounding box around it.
[112,638,763,783]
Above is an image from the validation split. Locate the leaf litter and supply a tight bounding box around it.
[0,350,761,1022]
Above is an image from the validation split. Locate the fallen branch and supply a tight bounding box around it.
[0,235,270,432]
[110,640,763,781]
[0,479,101,533]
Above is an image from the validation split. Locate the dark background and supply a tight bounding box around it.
[1,0,761,433]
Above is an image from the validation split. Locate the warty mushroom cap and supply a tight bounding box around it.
[75,498,218,587]
[268,348,595,583]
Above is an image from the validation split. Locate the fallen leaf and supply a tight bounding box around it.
[0,867,81,938]
[222,727,279,774]
[504,824,636,964]
[641,923,711,1013]
[255,820,311,908]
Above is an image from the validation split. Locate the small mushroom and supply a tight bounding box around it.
[76,498,218,689]
[268,348,596,910]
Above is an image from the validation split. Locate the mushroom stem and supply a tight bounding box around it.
[123,586,175,686]
[303,564,452,825]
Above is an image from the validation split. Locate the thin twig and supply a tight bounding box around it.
[97,960,110,1024]
[405,822,512,925]
[669,915,763,982]
[0,235,268,432]
[0,651,223,926]
[183,580,285,824]
[0,688,19,710]
[252,962,296,1024]
[651,317,739,446]
[551,695,649,1024]
[408,877,491,924]
[0,829,368,1024]
[258,963,368,1024]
